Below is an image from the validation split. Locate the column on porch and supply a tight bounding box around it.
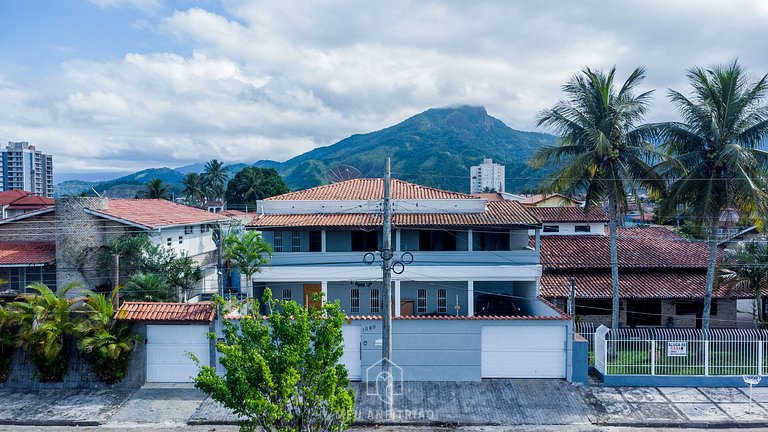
[468,280,474,316]
[394,280,401,316]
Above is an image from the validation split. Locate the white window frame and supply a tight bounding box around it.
[350,288,360,314]
[370,288,380,314]
[437,288,447,313]
[417,288,427,314]
[184,226,193,235]
[274,231,283,252]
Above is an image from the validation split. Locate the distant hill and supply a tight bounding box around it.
[55,106,556,196]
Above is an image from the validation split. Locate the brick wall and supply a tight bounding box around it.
[0,212,56,241]
[54,197,109,293]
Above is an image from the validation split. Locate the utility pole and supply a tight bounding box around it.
[381,157,394,418]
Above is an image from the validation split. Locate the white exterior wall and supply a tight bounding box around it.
[470,158,505,193]
[149,225,217,257]
[529,222,605,236]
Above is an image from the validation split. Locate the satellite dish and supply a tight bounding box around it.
[327,165,362,183]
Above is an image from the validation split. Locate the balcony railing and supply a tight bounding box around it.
[269,249,539,267]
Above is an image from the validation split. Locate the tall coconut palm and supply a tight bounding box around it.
[182,172,206,206]
[529,66,664,329]
[654,61,768,331]
[223,231,272,297]
[138,178,172,200]
[203,159,228,201]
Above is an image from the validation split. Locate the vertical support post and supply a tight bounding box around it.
[395,230,401,252]
[394,280,401,316]
[321,230,326,253]
[534,228,541,253]
[467,229,473,252]
[381,157,394,419]
[321,281,328,305]
[467,280,474,316]
[758,341,763,376]
[650,340,656,375]
[704,339,710,376]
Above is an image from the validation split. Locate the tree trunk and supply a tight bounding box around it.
[757,291,764,323]
[702,232,718,333]
[609,199,620,330]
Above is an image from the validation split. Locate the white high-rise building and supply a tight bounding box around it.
[1,142,54,198]
[470,158,505,193]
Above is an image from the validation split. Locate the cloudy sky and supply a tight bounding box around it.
[1,0,767,181]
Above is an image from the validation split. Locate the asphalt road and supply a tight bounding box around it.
[2,426,768,432]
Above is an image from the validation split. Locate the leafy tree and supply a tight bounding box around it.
[193,292,355,432]
[223,231,272,297]
[182,172,207,206]
[529,66,664,329]
[138,178,172,200]
[76,289,136,384]
[721,241,768,324]
[5,283,80,382]
[0,300,14,383]
[225,167,289,208]
[122,273,176,302]
[203,159,229,201]
[652,61,768,331]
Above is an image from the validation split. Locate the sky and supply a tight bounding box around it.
[1,0,768,182]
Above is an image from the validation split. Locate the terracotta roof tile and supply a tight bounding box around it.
[115,301,216,322]
[527,207,609,222]
[0,190,54,209]
[249,200,540,228]
[539,228,709,269]
[0,242,55,265]
[540,271,738,299]
[266,178,479,201]
[519,194,581,206]
[88,199,229,229]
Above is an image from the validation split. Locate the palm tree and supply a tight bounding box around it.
[5,282,80,382]
[529,66,664,329]
[121,272,176,302]
[223,231,272,297]
[721,241,768,324]
[182,172,206,206]
[76,288,135,384]
[138,178,172,200]
[653,61,768,331]
[203,159,228,201]
[0,299,14,383]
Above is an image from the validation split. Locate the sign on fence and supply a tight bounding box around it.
[667,341,687,357]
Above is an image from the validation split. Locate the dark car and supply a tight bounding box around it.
[475,294,522,317]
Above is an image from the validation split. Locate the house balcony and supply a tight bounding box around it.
[268,249,539,268]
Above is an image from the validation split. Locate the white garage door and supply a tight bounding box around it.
[147,324,210,383]
[481,326,566,378]
[340,325,361,381]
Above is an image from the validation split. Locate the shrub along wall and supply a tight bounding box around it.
[0,323,146,390]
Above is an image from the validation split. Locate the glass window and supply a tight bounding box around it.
[350,288,360,314]
[282,289,292,301]
[273,231,283,252]
[543,225,560,233]
[200,224,210,233]
[370,288,380,314]
[184,226,193,235]
[291,230,301,252]
[309,231,322,252]
[351,230,379,251]
[575,225,590,233]
[179,235,183,244]
[417,288,427,313]
[437,288,447,313]
[419,230,457,251]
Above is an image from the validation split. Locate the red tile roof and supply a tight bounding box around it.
[519,194,581,206]
[0,190,54,209]
[115,301,216,322]
[471,192,505,201]
[249,200,540,228]
[539,228,709,269]
[266,178,479,201]
[0,190,29,205]
[527,207,609,222]
[87,199,229,229]
[0,242,55,266]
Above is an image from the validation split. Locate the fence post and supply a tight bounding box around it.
[758,341,764,376]
[651,340,656,376]
[704,339,710,376]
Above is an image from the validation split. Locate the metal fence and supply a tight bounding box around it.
[594,326,768,376]
[575,321,599,365]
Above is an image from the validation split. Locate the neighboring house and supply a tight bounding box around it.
[0,190,54,219]
[0,197,230,298]
[719,226,767,250]
[526,207,608,236]
[540,227,739,329]
[515,193,583,208]
[0,242,57,295]
[245,178,577,382]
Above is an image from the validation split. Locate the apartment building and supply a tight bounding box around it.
[1,142,54,198]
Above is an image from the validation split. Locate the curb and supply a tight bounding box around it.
[0,420,102,427]
[600,421,768,429]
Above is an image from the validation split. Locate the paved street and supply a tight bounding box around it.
[2,426,768,432]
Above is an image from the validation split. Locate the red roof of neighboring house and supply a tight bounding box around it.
[249,200,541,228]
[115,301,216,322]
[539,227,709,269]
[471,193,505,201]
[0,190,54,209]
[519,194,581,206]
[87,199,229,229]
[266,178,479,201]
[527,207,609,223]
[0,242,55,266]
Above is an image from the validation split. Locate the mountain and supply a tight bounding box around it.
[273,105,555,192]
[55,106,556,196]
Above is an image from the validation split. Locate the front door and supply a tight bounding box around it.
[303,284,322,309]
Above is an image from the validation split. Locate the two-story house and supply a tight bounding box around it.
[244,178,575,382]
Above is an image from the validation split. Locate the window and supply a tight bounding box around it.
[370,288,380,314]
[350,288,360,314]
[418,230,457,251]
[417,288,427,314]
[351,230,379,251]
[200,224,210,233]
[626,299,662,327]
[309,231,322,252]
[273,231,283,252]
[166,237,172,247]
[575,225,591,233]
[437,288,447,313]
[575,299,612,316]
[291,230,301,252]
[282,289,292,301]
[676,300,718,316]
[475,231,510,251]
[184,226,193,235]
[543,225,560,233]
[179,235,183,244]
